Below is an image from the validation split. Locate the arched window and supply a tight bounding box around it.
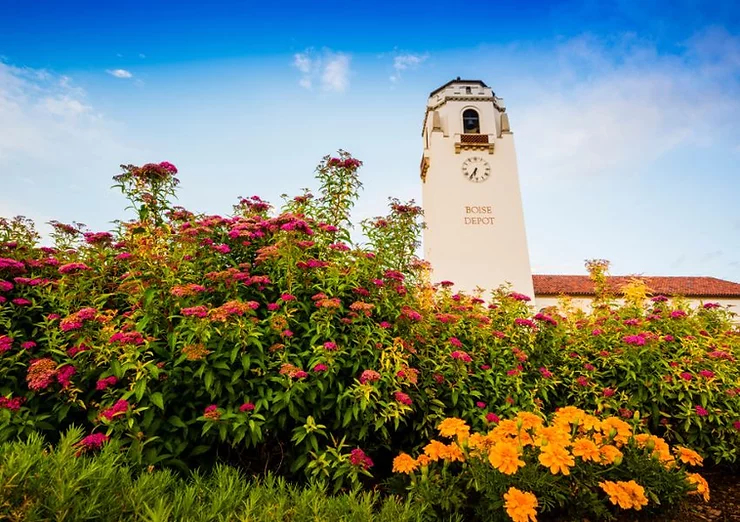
[462,109,480,134]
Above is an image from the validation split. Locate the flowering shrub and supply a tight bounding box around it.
[0,153,738,497]
[393,410,707,521]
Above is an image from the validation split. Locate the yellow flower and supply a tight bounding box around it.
[538,444,575,475]
[571,437,600,462]
[687,473,710,502]
[599,444,623,465]
[392,453,418,474]
[503,487,538,522]
[534,426,571,448]
[438,417,470,442]
[675,446,703,466]
[488,441,525,475]
[467,433,490,456]
[423,440,448,462]
[578,414,601,432]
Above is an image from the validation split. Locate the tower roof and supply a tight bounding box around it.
[429,77,490,98]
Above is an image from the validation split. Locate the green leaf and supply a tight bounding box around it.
[151,392,165,411]
[168,416,187,429]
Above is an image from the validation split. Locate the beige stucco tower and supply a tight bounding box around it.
[421,78,534,298]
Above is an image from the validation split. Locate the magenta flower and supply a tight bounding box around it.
[703,302,720,309]
[671,310,687,319]
[480,364,491,370]
[651,295,669,302]
[323,341,337,351]
[695,405,709,417]
[680,372,693,381]
[281,329,293,338]
[623,335,646,346]
[359,370,381,384]
[539,367,553,378]
[394,391,412,406]
[159,161,178,174]
[0,396,24,411]
[56,365,76,388]
[449,337,463,348]
[514,318,536,328]
[0,280,13,292]
[508,292,531,302]
[583,363,595,372]
[100,399,129,421]
[58,262,90,274]
[379,321,392,329]
[450,350,472,363]
[603,387,615,397]
[239,402,255,412]
[12,298,31,306]
[349,448,374,469]
[663,335,675,342]
[280,293,296,301]
[204,404,221,420]
[267,303,279,311]
[476,401,486,409]
[96,376,118,391]
[181,306,208,318]
[312,363,328,372]
[733,421,740,430]
[576,376,589,387]
[20,341,36,350]
[0,335,13,353]
[486,413,500,424]
[699,370,715,379]
[76,433,109,454]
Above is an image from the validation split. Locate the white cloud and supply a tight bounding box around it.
[292,49,351,92]
[514,31,740,181]
[106,68,133,79]
[0,60,138,229]
[321,53,350,92]
[389,52,428,82]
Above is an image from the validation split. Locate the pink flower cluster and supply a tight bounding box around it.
[623,334,646,346]
[58,262,90,274]
[0,396,24,411]
[534,313,558,326]
[240,402,255,412]
[96,376,118,391]
[110,331,145,346]
[450,350,472,363]
[394,391,412,405]
[508,292,531,302]
[514,318,536,328]
[0,335,12,353]
[359,369,381,384]
[100,399,129,420]
[0,257,25,272]
[349,447,374,469]
[327,157,362,169]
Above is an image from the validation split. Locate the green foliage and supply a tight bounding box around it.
[0,429,425,521]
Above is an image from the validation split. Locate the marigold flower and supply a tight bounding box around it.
[687,473,710,502]
[503,487,538,522]
[571,438,600,462]
[488,441,525,475]
[601,417,632,445]
[534,426,570,448]
[675,446,703,466]
[599,444,623,465]
[423,440,449,462]
[392,453,419,474]
[599,480,649,510]
[438,418,470,441]
[538,444,574,475]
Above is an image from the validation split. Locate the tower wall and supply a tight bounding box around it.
[421,81,534,299]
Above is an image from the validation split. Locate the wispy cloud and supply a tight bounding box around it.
[292,49,351,92]
[0,60,138,227]
[389,52,428,82]
[106,68,133,79]
[514,29,740,181]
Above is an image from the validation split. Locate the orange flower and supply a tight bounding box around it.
[552,406,587,427]
[534,426,570,448]
[600,417,632,446]
[600,481,632,509]
[392,453,418,474]
[675,446,703,466]
[538,444,575,475]
[488,441,525,475]
[599,444,623,465]
[621,480,649,511]
[438,418,470,442]
[516,411,544,431]
[503,487,538,522]
[423,440,448,462]
[571,437,600,462]
[445,442,465,462]
[416,454,431,467]
[687,473,710,502]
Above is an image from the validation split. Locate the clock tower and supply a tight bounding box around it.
[421,78,534,298]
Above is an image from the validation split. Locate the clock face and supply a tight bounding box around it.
[462,157,491,183]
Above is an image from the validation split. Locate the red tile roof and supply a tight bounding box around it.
[532,275,740,298]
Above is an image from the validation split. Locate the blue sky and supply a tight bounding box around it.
[1,0,739,281]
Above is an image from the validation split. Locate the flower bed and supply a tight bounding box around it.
[0,154,738,503]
